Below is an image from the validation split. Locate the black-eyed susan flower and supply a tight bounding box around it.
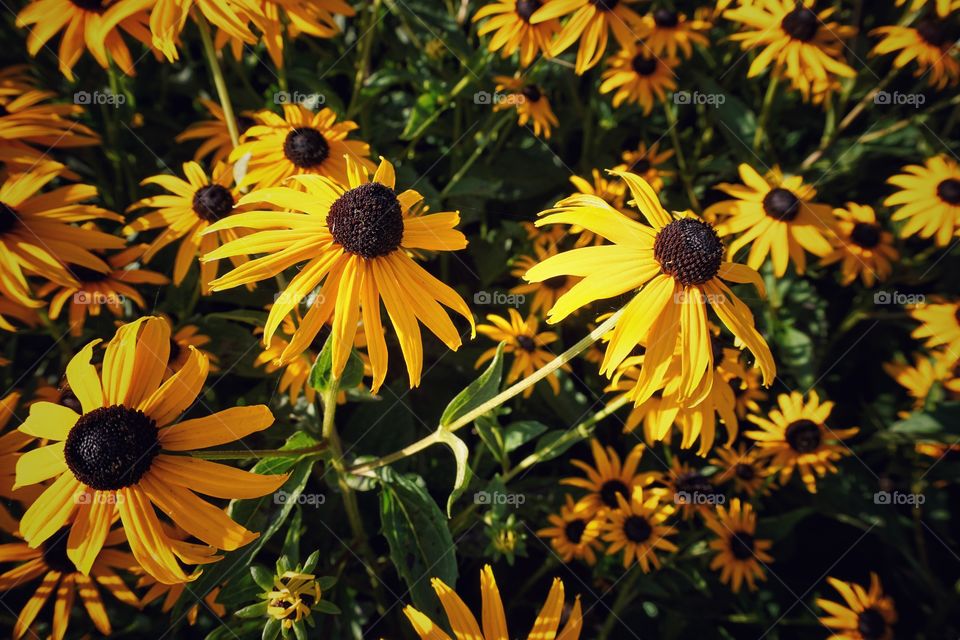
[0,392,42,533]
[639,8,709,59]
[473,0,562,67]
[0,77,100,149]
[896,0,960,15]
[883,352,947,411]
[0,294,39,332]
[168,320,220,375]
[533,0,644,74]
[525,170,775,407]
[704,498,773,593]
[602,487,677,571]
[149,0,258,62]
[492,76,559,138]
[820,204,898,287]
[711,443,772,497]
[0,169,125,306]
[403,564,583,640]
[723,358,768,420]
[600,43,678,113]
[620,140,674,192]
[16,0,152,80]
[884,155,960,247]
[745,390,858,493]
[562,439,655,517]
[708,163,835,276]
[537,494,603,565]
[477,308,565,397]
[510,243,582,316]
[126,161,250,294]
[909,299,960,365]
[229,105,373,190]
[673,341,742,455]
[661,458,724,519]
[607,355,681,442]
[176,98,257,166]
[13,317,288,584]
[246,0,356,68]
[872,15,960,89]
[204,157,474,391]
[0,523,140,640]
[816,573,897,640]
[521,219,568,250]
[723,0,856,98]
[37,245,168,336]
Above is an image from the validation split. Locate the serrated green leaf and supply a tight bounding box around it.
[440,343,504,427]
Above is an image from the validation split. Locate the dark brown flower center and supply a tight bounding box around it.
[623,515,652,542]
[674,471,717,499]
[916,19,948,48]
[631,55,658,76]
[515,0,541,22]
[0,201,20,235]
[653,9,679,28]
[937,178,960,205]
[857,607,887,640]
[591,0,619,10]
[734,463,756,480]
[784,419,821,453]
[42,528,75,573]
[599,478,630,508]
[730,531,755,560]
[763,188,802,221]
[564,519,587,543]
[728,377,744,396]
[71,265,111,283]
[632,158,651,173]
[781,7,819,41]
[653,218,724,286]
[192,184,234,222]
[516,335,537,352]
[850,222,881,249]
[283,127,330,169]
[327,182,404,258]
[64,405,159,490]
[70,0,108,12]
[521,85,542,102]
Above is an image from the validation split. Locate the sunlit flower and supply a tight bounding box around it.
[639,8,709,59]
[908,300,960,363]
[562,439,655,518]
[493,76,559,138]
[473,0,562,67]
[871,14,960,89]
[533,0,645,74]
[600,43,678,113]
[510,243,582,317]
[477,308,565,397]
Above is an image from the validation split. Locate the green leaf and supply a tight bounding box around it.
[250,565,275,592]
[474,414,506,462]
[502,421,549,453]
[531,430,580,464]
[316,575,337,591]
[235,601,269,619]
[313,600,342,615]
[435,428,473,517]
[309,335,365,393]
[263,617,281,640]
[377,468,457,624]
[440,343,505,427]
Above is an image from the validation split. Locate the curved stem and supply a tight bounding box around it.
[196,14,240,147]
[753,71,780,153]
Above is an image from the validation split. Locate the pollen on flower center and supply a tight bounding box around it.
[623,515,652,542]
[849,222,881,249]
[784,419,821,453]
[857,607,887,639]
[192,184,235,222]
[63,405,159,490]
[515,0,541,22]
[730,531,755,560]
[516,335,537,352]
[41,528,75,573]
[71,265,111,283]
[631,56,658,76]
[653,218,724,286]
[599,479,629,508]
[936,178,960,205]
[763,188,802,221]
[0,201,20,235]
[283,127,330,169]
[564,519,586,543]
[781,7,819,42]
[521,85,542,102]
[327,182,404,258]
[916,20,948,48]
[653,9,679,28]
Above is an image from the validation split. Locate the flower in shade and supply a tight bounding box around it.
[203,157,474,391]
[510,243,582,317]
[707,163,835,276]
[13,317,288,584]
[525,170,775,407]
[745,390,858,493]
[126,161,251,294]
[532,0,645,74]
[168,320,220,375]
[704,498,773,593]
[871,13,960,89]
[229,105,373,190]
[884,155,960,247]
[493,76,559,138]
[403,564,583,640]
[908,300,960,364]
[639,8,709,58]
[820,204,898,287]
[600,43,678,113]
[815,573,897,640]
[602,487,677,571]
[0,392,43,533]
[660,458,723,519]
[883,352,949,411]
[537,494,603,565]
[711,443,772,497]
[561,439,655,518]
[620,140,674,192]
[477,308,566,397]
[0,72,99,149]
[896,0,960,15]
[0,294,38,333]
[176,98,257,166]
[473,0,562,67]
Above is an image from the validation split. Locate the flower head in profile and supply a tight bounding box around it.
[525,170,775,407]
[820,204,898,287]
[884,155,960,247]
[403,564,583,640]
[493,76,559,138]
[815,573,897,640]
[473,0,562,67]
[204,157,474,391]
[13,317,288,584]
[704,498,773,593]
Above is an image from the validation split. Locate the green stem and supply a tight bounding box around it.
[597,566,643,640]
[347,0,382,118]
[753,72,780,153]
[187,445,326,460]
[663,102,701,211]
[196,14,240,147]
[439,111,512,199]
